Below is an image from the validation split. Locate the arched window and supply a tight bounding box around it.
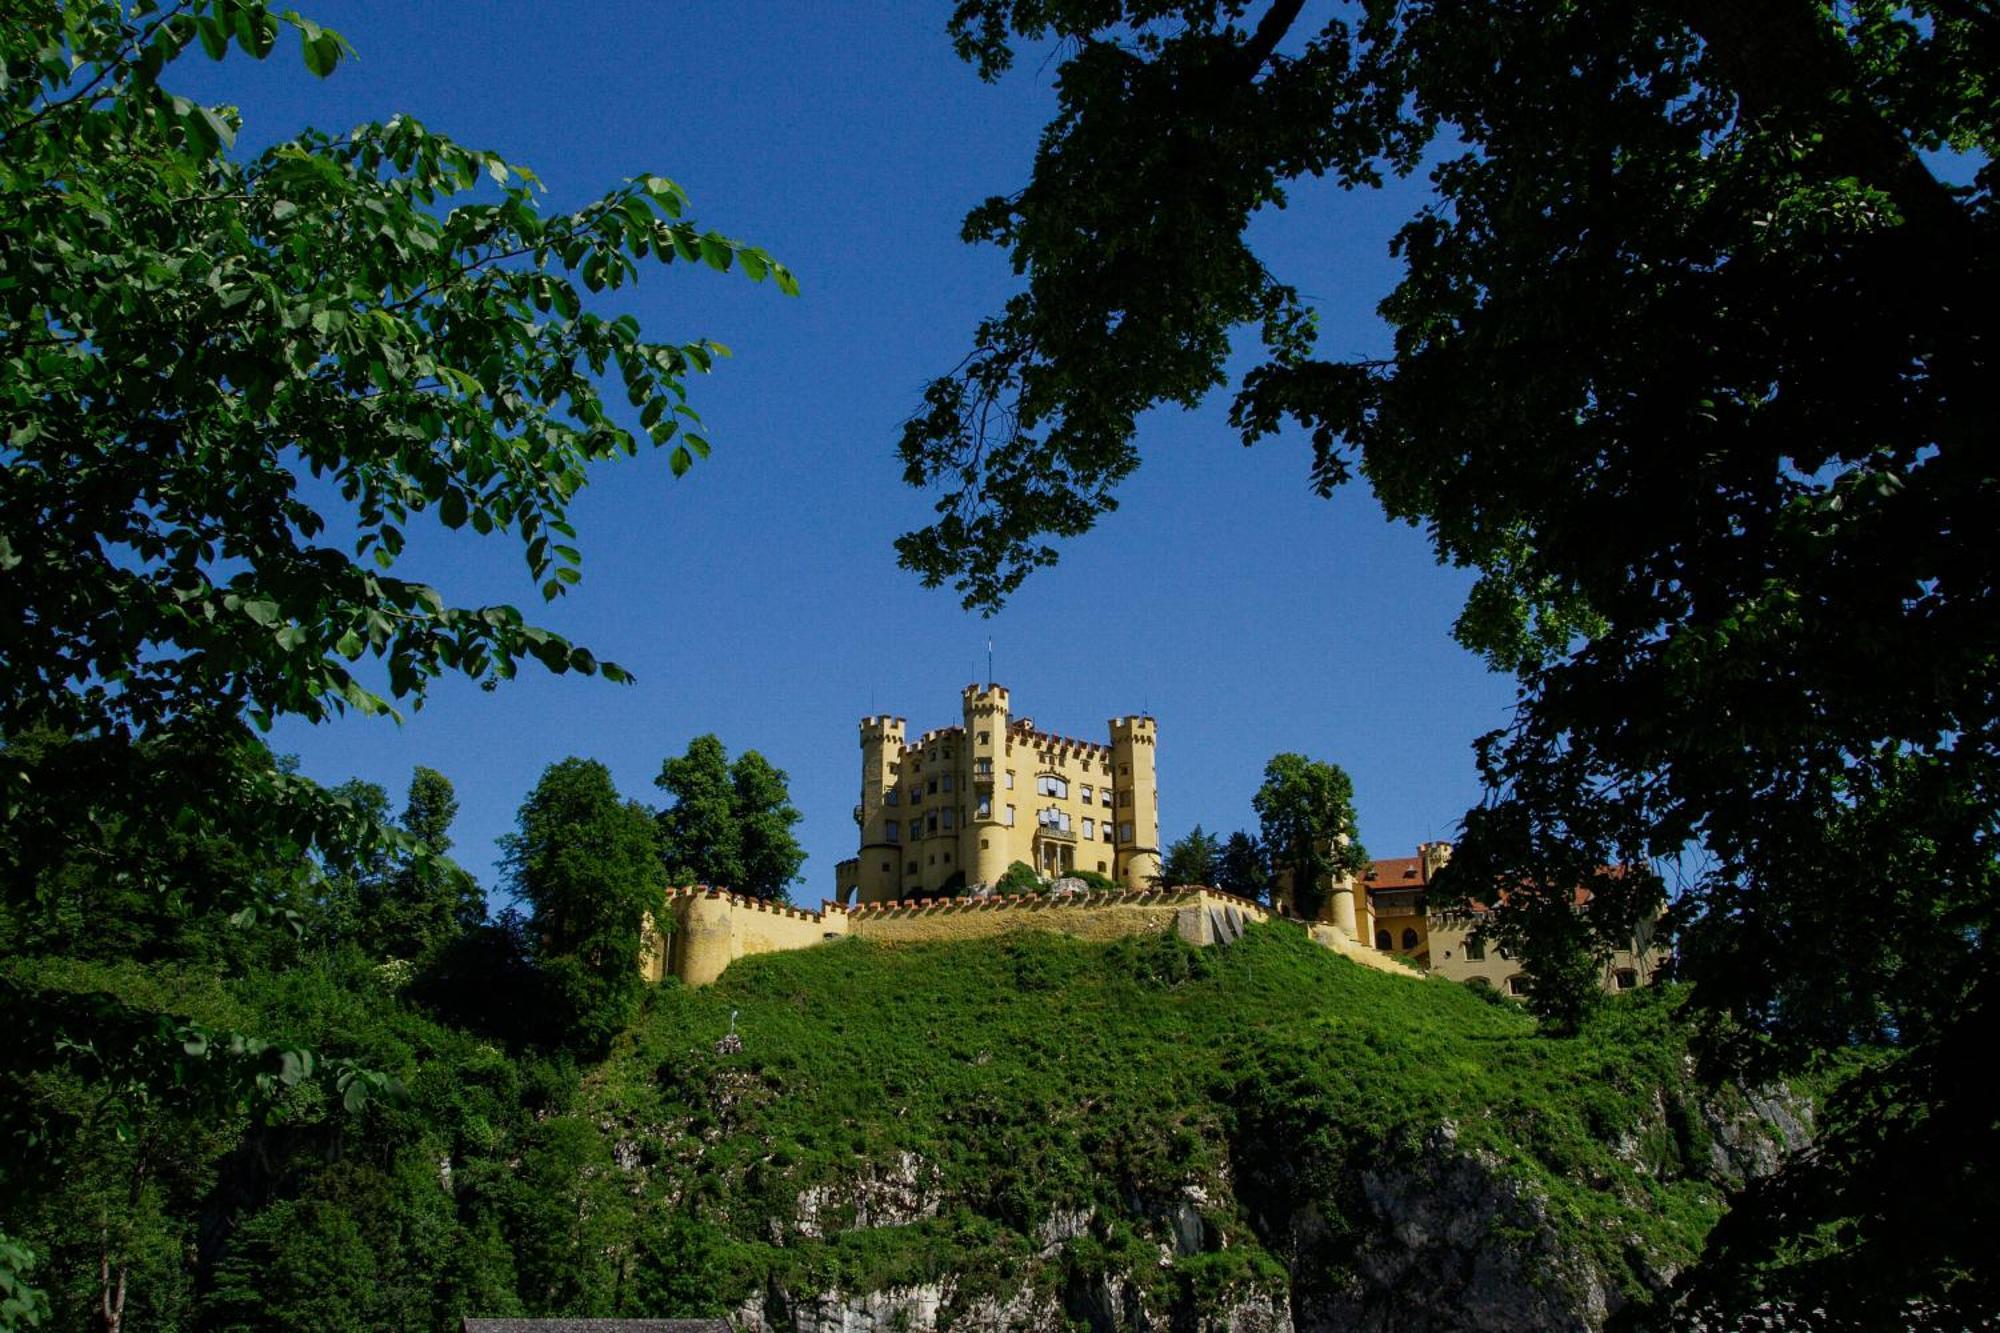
[1375,929,1392,950]
[1400,928,1419,951]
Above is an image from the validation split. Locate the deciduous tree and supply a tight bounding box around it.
[654,736,805,900]
[1253,755,1367,922]
[901,0,1997,1059]
[501,758,664,1053]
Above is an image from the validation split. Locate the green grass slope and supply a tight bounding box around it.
[591,923,1776,1325]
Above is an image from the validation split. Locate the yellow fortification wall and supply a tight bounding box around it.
[641,885,1417,987]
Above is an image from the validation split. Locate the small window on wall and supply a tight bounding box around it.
[1004,804,1016,826]
[1465,938,1485,961]
[1102,824,1113,842]
[1507,975,1527,995]
[885,821,900,843]
[1097,861,1107,873]
[1615,970,1639,990]
[943,774,954,792]
[928,779,938,795]
[1375,929,1392,950]
[976,795,992,818]
[907,861,918,874]
[1005,770,1015,789]
[977,731,989,745]
[1118,821,1134,842]
[1120,790,1133,807]
[1401,928,1419,951]
[1081,784,1094,803]
[980,838,990,849]
[1101,789,1112,807]
[942,808,955,830]
[1083,817,1095,839]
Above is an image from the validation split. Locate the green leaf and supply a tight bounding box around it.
[242,598,280,627]
[668,445,693,476]
[197,15,229,59]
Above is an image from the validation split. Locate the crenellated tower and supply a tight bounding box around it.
[962,682,1011,890]
[854,714,906,903]
[1109,715,1161,887]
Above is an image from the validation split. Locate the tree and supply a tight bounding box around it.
[1156,825,1222,886]
[730,749,807,901]
[368,767,484,957]
[1253,755,1368,922]
[1215,831,1271,903]
[3,0,792,913]
[501,758,664,1053]
[900,2,1997,1056]
[0,0,790,1244]
[654,736,805,900]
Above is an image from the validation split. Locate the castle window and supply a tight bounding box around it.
[1507,975,1527,995]
[1097,861,1107,873]
[928,814,938,834]
[1615,969,1639,990]
[928,779,938,795]
[885,788,899,805]
[977,731,989,745]
[944,774,956,792]
[1102,824,1113,842]
[1119,790,1133,807]
[1375,929,1392,950]
[1083,817,1095,839]
[980,838,990,849]
[1400,928,1419,951]
[942,808,955,830]
[1005,770,1015,789]
[1081,784,1094,803]
[907,861,918,874]
[976,794,991,818]
[881,862,891,873]
[974,758,991,775]
[1465,938,1485,961]
[928,854,935,865]
[885,821,900,843]
[944,851,952,863]
[1004,804,1016,826]
[1118,821,1134,842]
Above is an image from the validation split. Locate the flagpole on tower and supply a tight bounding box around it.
[987,638,994,686]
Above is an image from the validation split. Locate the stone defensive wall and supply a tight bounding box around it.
[643,883,1412,987]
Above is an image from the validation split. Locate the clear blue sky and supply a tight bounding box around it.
[169,2,1516,903]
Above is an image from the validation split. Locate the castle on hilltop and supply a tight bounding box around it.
[834,683,1161,904]
[637,683,1664,993]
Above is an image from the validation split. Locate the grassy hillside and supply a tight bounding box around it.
[589,923,1779,1324]
[8,920,1815,1330]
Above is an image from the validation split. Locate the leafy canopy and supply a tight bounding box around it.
[1253,753,1368,921]
[905,0,1999,1052]
[501,758,665,1054]
[654,735,807,900]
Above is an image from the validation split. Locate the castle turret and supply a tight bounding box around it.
[1109,715,1160,887]
[855,714,906,903]
[962,682,1011,890]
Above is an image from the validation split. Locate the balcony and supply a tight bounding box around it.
[1034,824,1077,845]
